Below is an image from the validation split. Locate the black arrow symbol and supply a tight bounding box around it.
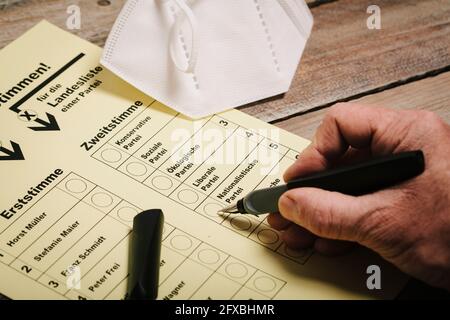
[28,113,60,131]
[0,141,25,161]
[9,53,85,115]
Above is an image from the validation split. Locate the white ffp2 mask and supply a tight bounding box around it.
[101,0,313,118]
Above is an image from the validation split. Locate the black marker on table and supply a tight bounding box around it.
[127,209,164,300]
[219,151,425,216]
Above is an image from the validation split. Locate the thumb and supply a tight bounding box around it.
[278,188,374,242]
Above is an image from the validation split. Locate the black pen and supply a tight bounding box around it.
[218,150,425,216]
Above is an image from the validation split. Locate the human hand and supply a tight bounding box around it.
[268,103,450,290]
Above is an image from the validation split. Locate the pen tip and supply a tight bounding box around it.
[217,203,240,215]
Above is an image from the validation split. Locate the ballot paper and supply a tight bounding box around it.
[0,21,407,300]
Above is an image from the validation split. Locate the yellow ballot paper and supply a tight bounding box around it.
[0,21,407,300]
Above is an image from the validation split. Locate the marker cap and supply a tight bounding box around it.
[127,209,164,300]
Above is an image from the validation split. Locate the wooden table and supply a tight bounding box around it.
[1,0,449,299]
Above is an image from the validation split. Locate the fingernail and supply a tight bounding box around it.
[279,194,298,218]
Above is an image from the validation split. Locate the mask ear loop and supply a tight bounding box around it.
[168,0,199,73]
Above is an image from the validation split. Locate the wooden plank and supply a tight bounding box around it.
[0,0,318,50]
[275,71,450,140]
[3,1,450,124]
[240,0,450,122]
[0,0,128,49]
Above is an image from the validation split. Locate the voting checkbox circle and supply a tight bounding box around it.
[170,234,193,251]
[100,148,123,163]
[283,245,308,259]
[225,262,248,279]
[65,179,88,194]
[256,228,279,245]
[202,202,224,217]
[125,161,148,177]
[90,192,114,208]
[83,186,120,213]
[177,188,199,204]
[151,175,173,190]
[57,173,95,200]
[253,276,277,292]
[197,248,221,265]
[245,271,285,297]
[230,216,253,231]
[117,206,139,222]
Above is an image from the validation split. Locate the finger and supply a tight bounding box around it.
[281,224,316,250]
[313,102,395,156]
[284,103,395,182]
[278,187,375,241]
[267,213,291,230]
[283,143,329,182]
[313,238,357,256]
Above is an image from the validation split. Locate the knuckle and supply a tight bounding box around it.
[321,112,335,128]
[420,110,440,123]
[328,103,347,118]
[414,110,444,131]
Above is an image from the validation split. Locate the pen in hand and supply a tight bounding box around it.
[218,150,425,216]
